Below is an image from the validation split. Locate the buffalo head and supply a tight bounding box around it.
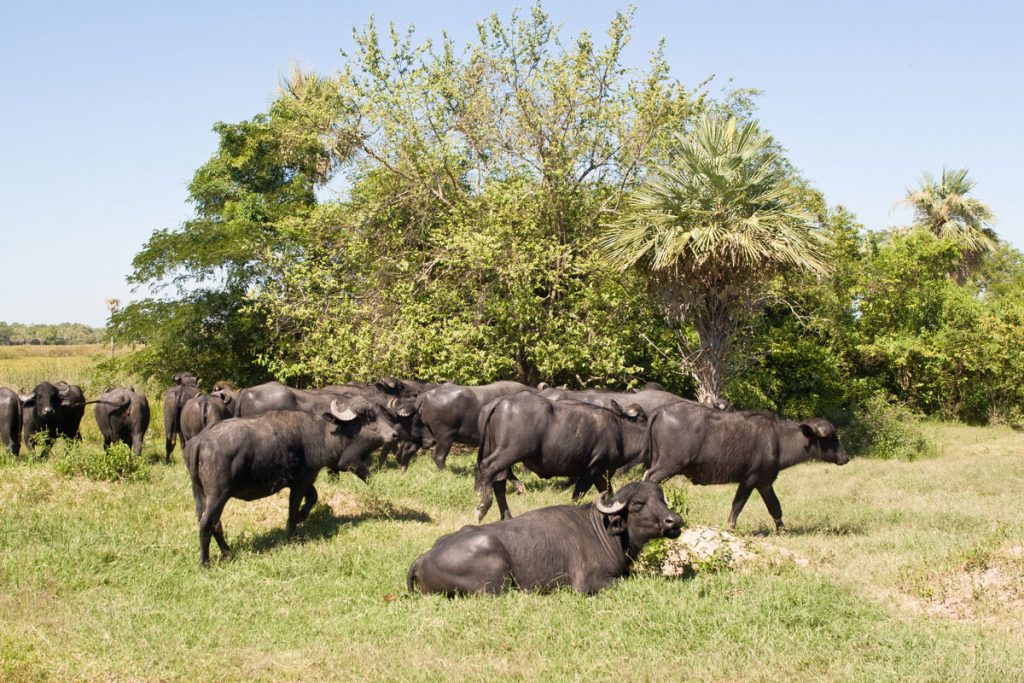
[595,482,682,556]
[799,419,848,465]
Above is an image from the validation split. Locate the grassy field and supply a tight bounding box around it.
[1,347,1023,681]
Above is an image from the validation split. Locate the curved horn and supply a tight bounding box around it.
[18,392,34,403]
[387,397,398,410]
[595,494,626,515]
[329,399,359,422]
[813,424,830,438]
[537,382,549,391]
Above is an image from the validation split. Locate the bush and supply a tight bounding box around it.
[50,439,148,482]
[840,391,934,460]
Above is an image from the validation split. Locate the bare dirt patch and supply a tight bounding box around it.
[903,544,1024,623]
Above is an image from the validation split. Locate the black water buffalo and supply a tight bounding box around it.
[20,381,86,450]
[0,388,21,456]
[644,403,849,531]
[209,381,239,414]
[415,381,534,470]
[164,373,201,462]
[475,393,648,521]
[93,387,151,456]
[408,481,682,595]
[179,393,232,445]
[185,394,400,566]
[235,381,432,454]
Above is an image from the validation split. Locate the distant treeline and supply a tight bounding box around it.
[0,322,107,346]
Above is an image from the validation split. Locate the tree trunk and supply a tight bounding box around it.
[690,291,730,404]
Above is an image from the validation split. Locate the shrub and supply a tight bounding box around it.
[841,391,934,460]
[50,439,148,482]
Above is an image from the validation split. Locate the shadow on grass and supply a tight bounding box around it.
[240,500,434,555]
[767,519,868,536]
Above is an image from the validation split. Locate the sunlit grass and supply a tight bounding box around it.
[1,348,1022,680]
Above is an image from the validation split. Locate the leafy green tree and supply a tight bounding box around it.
[903,166,996,283]
[601,115,830,402]
[251,5,703,388]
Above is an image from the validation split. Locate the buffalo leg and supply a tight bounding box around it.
[432,434,454,470]
[396,442,418,472]
[570,475,595,503]
[727,482,756,530]
[199,493,230,567]
[131,434,144,458]
[476,451,524,521]
[492,474,512,520]
[507,468,526,495]
[297,484,318,525]
[758,484,785,532]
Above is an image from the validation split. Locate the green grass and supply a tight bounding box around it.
[1,348,1023,680]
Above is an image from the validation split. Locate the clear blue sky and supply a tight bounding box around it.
[2,0,1021,326]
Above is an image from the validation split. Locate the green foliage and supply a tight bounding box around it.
[0,322,105,346]
[840,391,934,460]
[601,115,831,400]
[48,439,149,482]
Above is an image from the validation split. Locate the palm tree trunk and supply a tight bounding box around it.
[691,290,730,403]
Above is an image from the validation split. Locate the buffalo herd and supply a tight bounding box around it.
[0,374,850,593]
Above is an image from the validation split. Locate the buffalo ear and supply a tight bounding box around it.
[606,512,627,535]
[221,393,233,405]
[799,422,830,439]
[397,404,414,418]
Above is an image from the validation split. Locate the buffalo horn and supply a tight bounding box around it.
[387,397,398,410]
[595,494,626,515]
[330,399,359,422]
[813,424,830,438]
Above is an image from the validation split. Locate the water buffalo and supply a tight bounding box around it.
[164,373,201,462]
[20,381,86,450]
[0,388,21,456]
[408,481,683,595]
[644,403,849,531]
[185,394,400,566]
[235,381,432,454]
[93,387,151,456]
[179,393,232,445]
[415,381,534,470]
[209,381,239,414]
[475,393,648,521]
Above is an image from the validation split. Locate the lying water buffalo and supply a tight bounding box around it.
[93,387,151,456]
[416,381,534,470]
[644,403,849,531]
[179,393,232,445]
[408,481,682,595]
[20,381,86,450]
[164,373,201,462]
[0,387,22,456]
[185,394,399,566]
[475,393,648,521]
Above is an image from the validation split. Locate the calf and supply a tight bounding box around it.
[408,481,682,595]
[94,387,151,456]
[164,372,201,462]
[184,395,398,566]
[180,393,232,445]
[644,403,848,531]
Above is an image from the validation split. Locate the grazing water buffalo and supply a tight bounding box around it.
[416,381,534,470]
[93,387,151,456]
[185,395,400,566]
[0,388,22,456]
[644,403,848,531]
[475,393,648,521]
[180,393,232,445]
[164,373,201,462]
[20,381,86,450]
[408,481,683,595]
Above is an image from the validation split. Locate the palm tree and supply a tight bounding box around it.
[601,116,830,402]
[903,167,996,283]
